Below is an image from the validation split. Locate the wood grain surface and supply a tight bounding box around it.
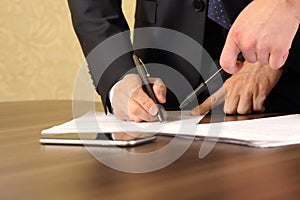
[1,101,300,200]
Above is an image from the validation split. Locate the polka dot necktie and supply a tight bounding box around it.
[208,0,231,29]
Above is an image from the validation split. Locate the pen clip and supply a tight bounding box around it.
[138,57,150,78]
[132,54,165,122]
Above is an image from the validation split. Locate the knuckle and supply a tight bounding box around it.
[152,77,163,84]
[124,73,138,80]
[257,44,268,53]
[132,117,142,122]
[245,85,254,96]
[237,107,250,115]
[153,80,166,91]
[142,100,154,111]
[124,74,141,87]
[158,79,166,87]
[224,104,236,114]
[223,81,231,91]
[242,39,255,52]
[153,84,165,94]
[229,28,239,38]
[224,108,236,115]
[253,105,263,112]
[210,95,217,105]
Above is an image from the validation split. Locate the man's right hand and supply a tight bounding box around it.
[111,74,167,122]
[220,0,300,74]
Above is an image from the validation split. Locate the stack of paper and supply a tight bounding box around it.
[41,111,300,148]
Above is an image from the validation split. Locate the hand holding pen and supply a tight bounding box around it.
[132,54,165,122]
[110,55,166,122]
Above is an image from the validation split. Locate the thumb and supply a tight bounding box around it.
[220,33,241,74]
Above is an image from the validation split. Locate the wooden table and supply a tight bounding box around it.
[1,101,300,200]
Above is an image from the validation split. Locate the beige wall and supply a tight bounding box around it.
[0,0,136,102]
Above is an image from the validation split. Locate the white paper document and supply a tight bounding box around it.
[42,111,300,148]
[193,114,300,148]
[41,111,203,135]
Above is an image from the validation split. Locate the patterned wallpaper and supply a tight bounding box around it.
[0,0,135,102]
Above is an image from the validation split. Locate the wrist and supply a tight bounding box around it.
[255,0,300,19]
[284,0,300,7]
[282,0,300,19]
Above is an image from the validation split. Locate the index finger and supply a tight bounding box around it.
[190,87,226,116]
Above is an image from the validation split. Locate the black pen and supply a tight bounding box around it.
[132,54,164,122]
[179,68,224,109]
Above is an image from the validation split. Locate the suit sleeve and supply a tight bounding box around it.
[68,0,135,113]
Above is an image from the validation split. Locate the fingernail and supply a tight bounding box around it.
[158,91,163,98]
[149,105,158,116]
[160,96,166,103]
[190,107,200,116]
[158,91,166,102]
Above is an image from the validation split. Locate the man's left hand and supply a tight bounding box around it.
[190,61,283,115]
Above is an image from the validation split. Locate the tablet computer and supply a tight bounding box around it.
[40,132,156,147]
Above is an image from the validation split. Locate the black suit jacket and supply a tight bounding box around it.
[68,0,227,112]
[68,0,300,113]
